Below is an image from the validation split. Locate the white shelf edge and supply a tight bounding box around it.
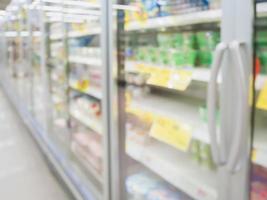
[50,28,101,40]
[50,33,63,40]
[125,61,214,83]
[69,56,102,66]
[68,28,101,38]
[70,107,102,135]
[125,9,221,31]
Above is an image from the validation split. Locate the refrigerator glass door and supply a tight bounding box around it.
[112,1,225,200]
[44,1,107,199]
[251,2,267,200]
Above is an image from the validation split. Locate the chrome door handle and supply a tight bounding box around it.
[226,41,248,173]
[207,42,228,166]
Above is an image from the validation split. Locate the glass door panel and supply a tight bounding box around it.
[44,0,107,199]
[113,1,223,200]
[251,2,267,199]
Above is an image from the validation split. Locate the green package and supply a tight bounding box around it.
[184,50,197,67]
[256,31,267,44]
[256,42,267,49]
[190,139,201,163]
[157,33,173,48]
[196,31,220,50]
[172,33,183,48]
[171,51,185,67]
[259,51,267,74]
[171,49,197,67]
[199,143,216,170]
[198,50,213,68]
[199,106,220,124]
[136,47,147,61]
[158,49,170,65]
[146,47,158,63]
[173,32,196,49]
[183,32,196,49]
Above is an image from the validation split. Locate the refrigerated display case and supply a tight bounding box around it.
[110,1,255,200]
[0,0,111,200]
[251,2,267,200]
[1,1,267,200]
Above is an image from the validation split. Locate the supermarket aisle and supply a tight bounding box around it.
[0,88,71,200]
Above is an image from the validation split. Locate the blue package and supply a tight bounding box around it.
[78,36,95,47]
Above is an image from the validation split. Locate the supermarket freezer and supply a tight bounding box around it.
[1,0,267,200]
[109,0,255,200]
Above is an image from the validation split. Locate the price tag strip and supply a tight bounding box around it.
[135,64,193,91]
[149,116,192,152]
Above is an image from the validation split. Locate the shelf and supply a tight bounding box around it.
[68,28,101,38]
[125,3,266,32]
[129,94,210,143]
[126,139,217,200]
[70,106,102,135]
[50,27,101,40]
[125,9,221,31]
[69,80,102,99]
[125,61,216,83]
[69,56,102,66]
[50,33,64,41]
[71,142,102,184]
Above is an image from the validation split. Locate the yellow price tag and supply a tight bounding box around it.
[149,116,192,152]
[76,80,89,92]
[126,106,154,124]
[257,80,267,110]
[251,149,257,162]
[147,69,170,88]
[135,64,154,74]
[168,70,193,91]
[146,68,192,91]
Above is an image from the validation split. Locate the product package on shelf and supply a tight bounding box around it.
[69,36,100,57]
[50,23,64,38]
[70,64,102,91]
[72,94,101,119]
[126,171,192,200]
[71,131,103,174]
[251,164,267,200]
[125,0,220,23]
[127,30,220,69]
[188,106,219,170]
[67,17,100,33]
[126,91,218,171]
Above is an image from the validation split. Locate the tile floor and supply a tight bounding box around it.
[0,88,71,200]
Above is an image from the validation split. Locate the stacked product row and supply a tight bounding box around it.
[126,31,220,68]
[125,0,220,22]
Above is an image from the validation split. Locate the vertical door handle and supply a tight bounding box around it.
[207,42,227,165]
[226,41,248,172]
